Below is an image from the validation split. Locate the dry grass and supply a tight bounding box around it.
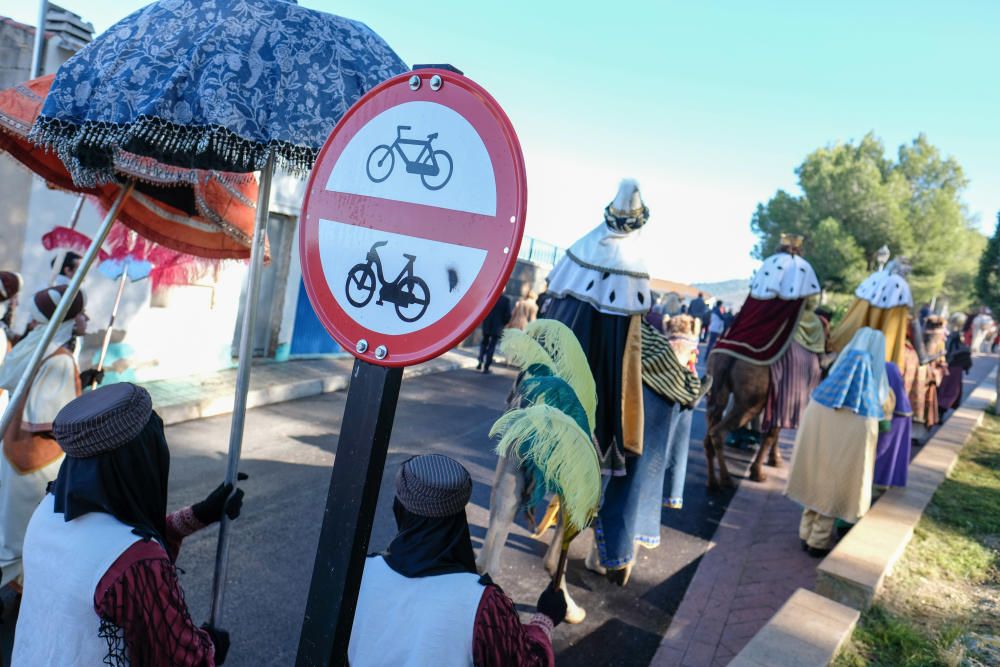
[835,412,1000,666]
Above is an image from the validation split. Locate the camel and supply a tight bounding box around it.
[702,353,782,490]
[476,454,587,623]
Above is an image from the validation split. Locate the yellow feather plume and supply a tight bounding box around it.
[490,404,601,530]
[523,319,597,432]
[498,328,556,375]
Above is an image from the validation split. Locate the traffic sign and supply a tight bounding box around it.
[299,68,527,367]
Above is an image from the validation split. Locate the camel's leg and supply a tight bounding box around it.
[542,517,585,623]
[765,427,783,467]
[704,379,730,492]
[543,516,565,575]
[710,396,765,488]
[476,456,524,576]
[750,427,781,482]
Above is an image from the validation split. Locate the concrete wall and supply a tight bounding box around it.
[0,19,35,271]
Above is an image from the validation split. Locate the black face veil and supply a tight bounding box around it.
[52,412,170,546]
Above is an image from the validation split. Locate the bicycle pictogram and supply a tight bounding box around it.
[345,241,431,323]
[365,125,454,191]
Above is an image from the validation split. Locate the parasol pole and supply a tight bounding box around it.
[91,264,130,389]
[0,182,134,440]
[209,153,274,627]
[30,0,48,78]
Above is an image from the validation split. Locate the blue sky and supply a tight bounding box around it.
[8,1,999,283]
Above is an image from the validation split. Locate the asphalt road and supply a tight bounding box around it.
[3,354,991,666]
[157,366,732,667]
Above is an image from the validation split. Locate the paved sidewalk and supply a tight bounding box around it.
[650,432,816,667]
[651,354,999,667]
[142,347,483,426]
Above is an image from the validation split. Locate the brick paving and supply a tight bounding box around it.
[649,431,818,667]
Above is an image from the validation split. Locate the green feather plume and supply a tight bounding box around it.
[490,404,601,530]
[523,320,597,432]
[518,376,590,434]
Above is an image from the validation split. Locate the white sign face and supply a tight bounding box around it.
[316,219,488,336]
[326,101,497,216]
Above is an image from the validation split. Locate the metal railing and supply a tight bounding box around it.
[517,236,564,268]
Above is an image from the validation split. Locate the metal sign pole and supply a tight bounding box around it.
[295,359,404,667]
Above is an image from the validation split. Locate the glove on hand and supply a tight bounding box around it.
[201,624,230,665]
[79,368,105,387]
[536,582,568,626]
[192,473,248,525]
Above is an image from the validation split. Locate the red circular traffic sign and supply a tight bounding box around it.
[300,69,527,367]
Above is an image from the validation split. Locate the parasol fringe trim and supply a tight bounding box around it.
[30,114,318,187]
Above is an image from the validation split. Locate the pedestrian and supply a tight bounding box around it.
[785,328,889,557]
[348,454,565,666]
[51,251,82,287]
[0,285,97,589]
[478,293,513,373]
[664,314,699,373]
[705,301,726,356]
[0,271,23,417]
[590,319,705,584]
[535,280,552,317]
[918,302,931,325]
[687,292,707,341]
[507,289,538,331]
[13,383,239,665]
[937,313,972,418]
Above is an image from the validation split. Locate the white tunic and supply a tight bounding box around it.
[348,556,485,667]
[0,352,78,586]
[13,494,141,666]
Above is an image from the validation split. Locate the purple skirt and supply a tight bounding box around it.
[874,414,911,487]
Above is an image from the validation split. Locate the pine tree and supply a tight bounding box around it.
[975,212,1000,313]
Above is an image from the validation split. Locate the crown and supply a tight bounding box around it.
[779,233,804,250]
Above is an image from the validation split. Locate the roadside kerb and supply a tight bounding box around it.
[154,349,485,427]
[815,368,997,610]
[728,589,859,667]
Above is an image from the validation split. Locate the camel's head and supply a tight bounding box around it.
[604,179,648,233]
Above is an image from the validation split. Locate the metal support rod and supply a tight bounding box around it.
[92,266,130,388]
[0,182,133,439]
[208,153,274,627]
[296,360,404,666]
[30,0,48,78]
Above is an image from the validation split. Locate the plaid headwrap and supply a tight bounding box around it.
[811,349,882,419]
[53,383,154,458]
[395,454,472,518]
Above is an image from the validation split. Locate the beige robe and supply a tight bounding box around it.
[785,401,878,523]
[0,350,79,587]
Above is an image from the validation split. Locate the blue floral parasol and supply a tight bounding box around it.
[30,0,407,186]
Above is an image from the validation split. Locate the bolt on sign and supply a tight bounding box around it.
[299,68,527,366]
[295,67,526,667]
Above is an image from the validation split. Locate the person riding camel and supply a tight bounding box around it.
[705,233,823,485]
[830,248,913,369]
[542,178,652,477]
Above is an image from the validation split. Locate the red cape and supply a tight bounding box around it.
[710,296,806,366]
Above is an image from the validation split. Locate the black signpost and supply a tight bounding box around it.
[293,66,525,666]
[296,360,403,666]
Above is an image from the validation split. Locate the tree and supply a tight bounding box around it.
[975,213,1000,313]
[752,133,983,305]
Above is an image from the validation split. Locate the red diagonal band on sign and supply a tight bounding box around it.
[306,190,513,251]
